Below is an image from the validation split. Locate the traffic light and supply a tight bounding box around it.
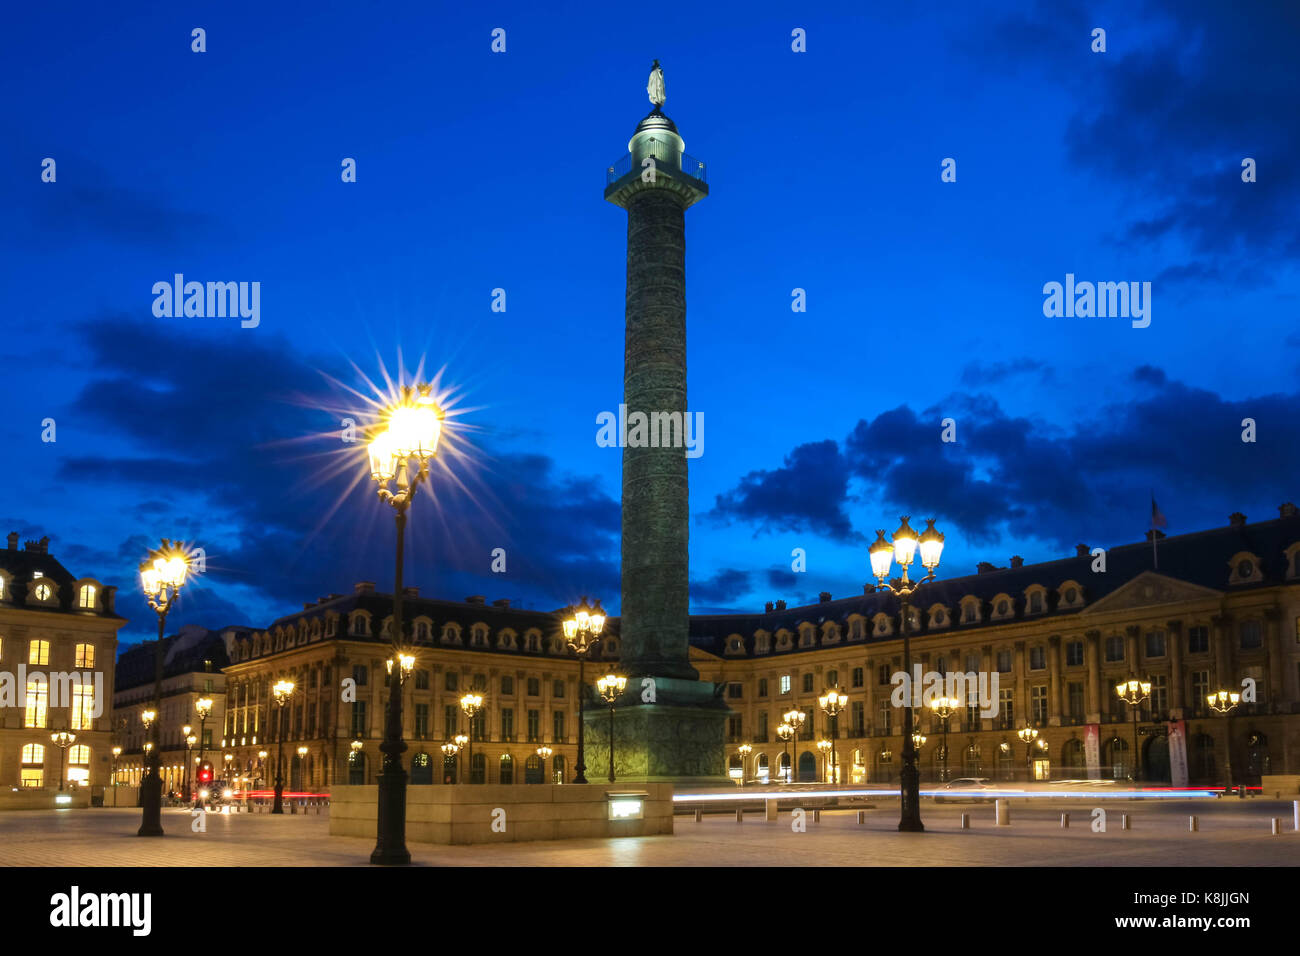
[197,760,214,786]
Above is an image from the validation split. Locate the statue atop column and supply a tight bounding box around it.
[647,59,666,109]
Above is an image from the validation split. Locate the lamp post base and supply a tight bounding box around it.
[370,765,411,866]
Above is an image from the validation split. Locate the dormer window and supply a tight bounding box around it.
[755,631,771,654]
[471,626,488,648]
[848,617,864,641]
[1028,591,1043,613]
[798,625,815,648]
[960,598,981,624]
[1228,551,1262,586]
[776,630,793,651]
[78,584,97,610]
[991,595,1014,620]
[726,635,745,655]
[351,615,368,637]
[33,582,52,603]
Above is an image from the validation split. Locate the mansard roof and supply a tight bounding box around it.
[689,509,1300,656]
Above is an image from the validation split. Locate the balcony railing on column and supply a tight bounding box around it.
[605,143,707,186]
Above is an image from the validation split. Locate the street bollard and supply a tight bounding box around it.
[961,813,970,829]
[813,809,820,823]
[995,799,1009,826]
[1121,813,1131,830]
[857,810,866,825]
[766,799,777,822]
[1189,816,1198,832]
[290,801,297,815]
[736,808,744,823]
[694,808,702,822]
[1272,818,1282,835]
[1061,813,1069,829]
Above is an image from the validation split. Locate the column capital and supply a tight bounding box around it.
[1085,629,1102,641]
[1165,619,1184,633]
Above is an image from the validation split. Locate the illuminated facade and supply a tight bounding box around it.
[0,533,123,791]
[218,584,620,792]
[691,507,1300,787]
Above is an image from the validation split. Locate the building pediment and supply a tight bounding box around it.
[1079,572,1221,617]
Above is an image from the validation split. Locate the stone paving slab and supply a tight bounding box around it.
[0,800,1294,867]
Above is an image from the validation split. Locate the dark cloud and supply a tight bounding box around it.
[959,359,1052,387]
[690,567,752,606]
[711,366,1300,554]
[982,0,1300,286]
[702,440,861,542]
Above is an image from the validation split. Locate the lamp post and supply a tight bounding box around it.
[910,730,927,780]
[737,743,752,788]
[137,539,191,836]
[595,673,627,783]
[50,731,76,791]
[1207,689,1241,798]
[460,693,483,784]
[367,381,444,865]
[926,695,959,782]
[1115,677,1151,782]
[111,746,122,807]
[818,688,847,783]
[271,679,295,813]
[776,721,794,783]
[192,697,212,809]
[223,753,233,794]
[258,750,269,789]
[182,731,195,801]
[453,734,469,783]
[297,745,309,794]
[868,516,946,832]
[783,709,808,782]
[1017,726,1039,781]
[562,597,606,784]
[139,710,156,808]
[440,742,458,784]
[536,745,553,783]
[816,739,832,782]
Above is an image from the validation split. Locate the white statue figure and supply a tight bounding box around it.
[647,59,665,108]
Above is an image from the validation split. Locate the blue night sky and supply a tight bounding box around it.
[4,0,1298,645]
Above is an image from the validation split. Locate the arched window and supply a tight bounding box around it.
[68,745,91,787]
[551,754,566,784]
[442,753,457,785]
[524,754,543,784]
[1246,734,1272,778]
[963,743,982,775]
[499,754,514,784]
[1103,737,1130,780]
[411,752,433,785]
[471,752,486,784]
[349,750,367,785]
[756,753,770,783]
[1061,738,1084,773]
[78,584,96,609]
[778,751,792,783]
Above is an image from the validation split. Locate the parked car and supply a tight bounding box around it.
[935,777,994,803]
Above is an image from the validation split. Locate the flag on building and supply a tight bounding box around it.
[1151,493,1168,529]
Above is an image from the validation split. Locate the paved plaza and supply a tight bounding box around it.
[0,798,1295,867]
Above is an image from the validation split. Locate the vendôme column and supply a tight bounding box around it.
[597,61,728,783]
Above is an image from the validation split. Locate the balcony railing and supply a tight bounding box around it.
[605,147,707,186]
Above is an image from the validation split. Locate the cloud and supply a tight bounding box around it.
[981,0,1300,286]
[710,365,1300,553]
[703,439,861,542]
[959,359,1052,387]
[690,567,753,606]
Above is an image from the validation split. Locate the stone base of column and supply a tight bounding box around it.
[583,678,729,784]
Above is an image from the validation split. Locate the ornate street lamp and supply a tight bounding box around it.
[271,679,295,813]
[911,729,927,780]
[1017,726,1039,781]
[192,697,213,809]
[868,516,945,832]
[460,693,484,783]
[783,708,807,784]
[596,673,627,783]
[1115,677,1152,782]
[137,539,191,836]
[926,695,959,782]
[440,742,459,784]
[1207,689,1241,798]
[258,750,269,789]
[736,742,753,788]
[776,721,794,784]
[536,745,554,783]
[816,739,832,781]
[50,731,76,792]
[111,746,122,807]
[297,745,309,793]
[367,381,444,865]
[818,688,847,783]
[182,730,196,801]
[562,597,606,784]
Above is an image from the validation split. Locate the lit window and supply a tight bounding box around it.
[22,743,45,763]
[29,640,50,666]
[0,577,5,599]
[78,584,96,609]
[20,744,44,789]
[33,582,51,602]
[75,643,95,668]
[71,684,95,731]
[24,681,48,728]
[779,674,791,694]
